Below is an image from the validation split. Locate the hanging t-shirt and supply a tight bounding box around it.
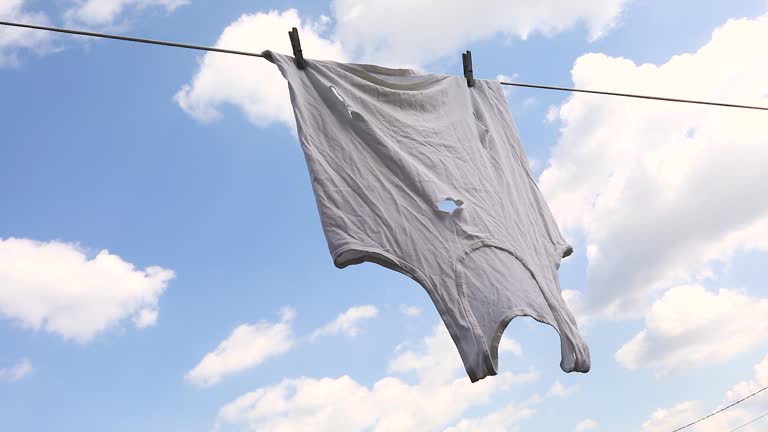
[264,50,590,382]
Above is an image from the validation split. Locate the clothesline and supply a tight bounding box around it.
[1,20,767,112]
[671,384,768,432]
[727,410,768,432]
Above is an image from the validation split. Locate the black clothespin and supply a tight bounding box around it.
[462,50,475,87]
[288,27,306,69]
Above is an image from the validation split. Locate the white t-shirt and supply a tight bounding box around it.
[265,50,590,381]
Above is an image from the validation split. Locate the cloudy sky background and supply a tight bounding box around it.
[2,0,768,430]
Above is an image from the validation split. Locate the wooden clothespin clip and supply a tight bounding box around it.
[462,50,475,87]
[288,27,306,69]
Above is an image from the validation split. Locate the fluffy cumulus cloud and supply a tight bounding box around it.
[399,305,422,317]
[186,307,296,387]
[641,353,768,432]
[1,0,191,66]
[443,404,534,432]
[177,2,633,127]
[175,9,346,129]
[0,0,54,67]
[214,323,541,432]
[331,0,632,66]
[0,237,173,342]
[310,305,378,340]
[541,13,768,320]
[387,323,522,386]
[444,379,577,432]
[575,418,598,432]
[616,285,768,375]
[641,401,702,432]
[63,0,189,28]
[545,380,578,398]
[0,358,32,381]
[726,354,768,404]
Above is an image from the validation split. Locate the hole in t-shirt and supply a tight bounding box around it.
[436,198,463,215]
[329,85,353,117]
[329,85,345,103]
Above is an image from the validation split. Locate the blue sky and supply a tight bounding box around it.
[2,1,768,431]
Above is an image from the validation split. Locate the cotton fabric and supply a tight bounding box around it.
[265,50,590,381]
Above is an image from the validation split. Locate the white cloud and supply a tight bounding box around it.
[726,354,768,403]
[443,403,535,432]
[446,378,578,432]
[524,380,577,405]
[615,284,768,375]
[0,358,32,381]
[546,380,577,398]
[311,305,378,340]
[0,237,173,342]
[499,337,523,356]
[641,353,768,432]
[641,401,702,432]
[575,418,598,432]
[215,323,538,432]
[523,97,538,106]
[387,323,478,385]
[399,305,422,317]
[545,105,559,123]
[185,307,296,387]
[132,307,158,328]
[387,323,520,386]
[279,306,296,322]
[539,13,768,320]
[331,0,632,66]
[528,158,540,172]
[497,74,518,97]
[1,0,190,66]
[63,0,189,28]
[175,9,347,129]
[0,0,53,67]
[177,3,635,128]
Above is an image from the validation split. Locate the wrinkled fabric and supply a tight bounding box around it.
[265,50,590,381]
